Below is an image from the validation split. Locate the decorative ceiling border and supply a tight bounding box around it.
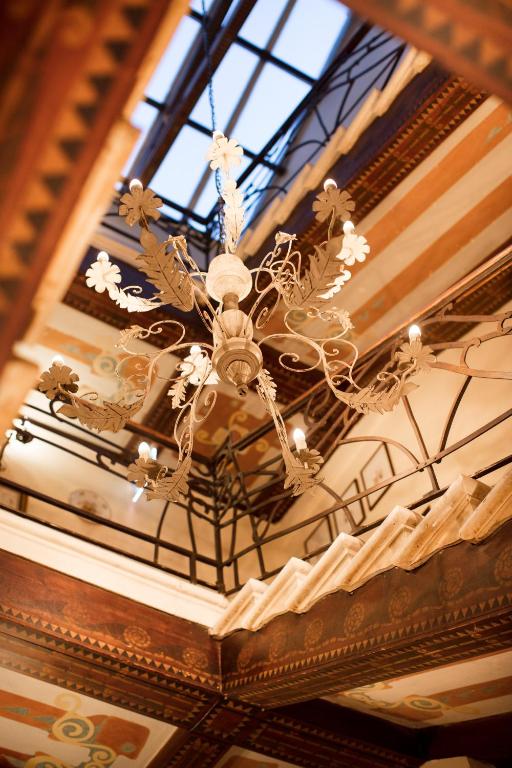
[220,519,512,707]
[0,0,184,373]
[342,0,512,104]
[295,69,486,253]
[0,549,221,691]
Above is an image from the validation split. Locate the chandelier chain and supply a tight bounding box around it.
[200,0,224,251]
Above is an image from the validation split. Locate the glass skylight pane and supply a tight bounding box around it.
[232,64,309,152]
[122,101,158,177]
[239,0,288,47]
[146,15,200,103]
[191,44,259,132]
[150,126,212,208]
[273,0,350,78]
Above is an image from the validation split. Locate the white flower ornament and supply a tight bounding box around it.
[85,252,121,295]
[342,233,370,266]
[206,133,243,174]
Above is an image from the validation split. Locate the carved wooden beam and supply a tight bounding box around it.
[0,0,186,373]
[342,0,512,103]
[220,519,512,707]
[148,729,229,768]
[0,550,221,702]
[0,549,420,767]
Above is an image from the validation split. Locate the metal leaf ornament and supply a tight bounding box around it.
[119,187,162,226]
[168,373,189,409]
[137,229,194,312]
[146,455,192,502]
[58,397,144,433]
[283,453,324,496]
[312,187,355,223]
[127,457,163,487]
[284,235,351,310]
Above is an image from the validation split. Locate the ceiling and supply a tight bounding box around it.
[0,1,511,766]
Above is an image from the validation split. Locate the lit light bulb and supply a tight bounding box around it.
[408,324,421,342]
[212,130,224,141]
[129,178,143,192]
[51,355,64,367]
[138,441,151,461]
[323,178,337,191]
[343,220,355,235]
[97,250,109,263]
[293,427,308,452]
[150,446,158,460]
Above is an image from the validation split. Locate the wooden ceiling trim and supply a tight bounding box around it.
[252,67,485,265]
[1,537,510,767]
[220,518,512,707]
[0,631,216,731]
[0,0,181,374]
[148,729,229,768]
[0,549,221,693]
[341,0,512,104]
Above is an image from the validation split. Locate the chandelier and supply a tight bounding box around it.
[38,132,433,502]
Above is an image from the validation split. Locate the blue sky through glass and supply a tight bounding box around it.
[150,126,212,211]
[232,63,310,152]
[146,15,200,103]
[238,0,289,46]
[191,44,259,132]
[273,0,350,78]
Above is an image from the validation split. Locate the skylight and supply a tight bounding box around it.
[122,0,352,234]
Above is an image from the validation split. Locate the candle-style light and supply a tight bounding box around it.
[51,355,64,367]
[138,441,151,461]
[293,427,308,452]
[408,324,421,342]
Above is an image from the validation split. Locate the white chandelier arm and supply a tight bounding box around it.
[129,364,218,503]
[85,252,161,313]
[255,371,323,497]
[245,238,304,331]
[261,330,433,416]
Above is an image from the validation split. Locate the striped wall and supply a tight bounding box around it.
[341,97,512,349]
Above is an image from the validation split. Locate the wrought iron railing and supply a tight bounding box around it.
[1,251,511,593]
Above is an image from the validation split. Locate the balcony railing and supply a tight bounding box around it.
[1,250,511,594]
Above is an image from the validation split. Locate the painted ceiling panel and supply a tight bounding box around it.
[0,669,175,767]
[327,650,512,728]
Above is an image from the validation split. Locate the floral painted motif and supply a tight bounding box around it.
[343,602,365,635]
[304,618,324,650]
[268,628,288,661]
[183,647,209,670]
[494,543,512,584]
[388,586,412,620]
[122,625,151,649]
[439,568,464,600]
